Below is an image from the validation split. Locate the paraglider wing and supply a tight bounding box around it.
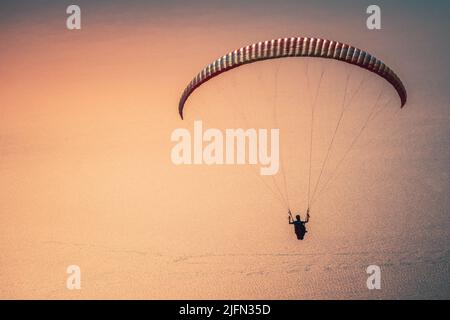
[178,37,407,119]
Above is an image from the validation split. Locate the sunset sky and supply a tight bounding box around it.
[0,0,448,299]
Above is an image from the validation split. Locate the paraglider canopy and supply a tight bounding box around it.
[178,37,406,119]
